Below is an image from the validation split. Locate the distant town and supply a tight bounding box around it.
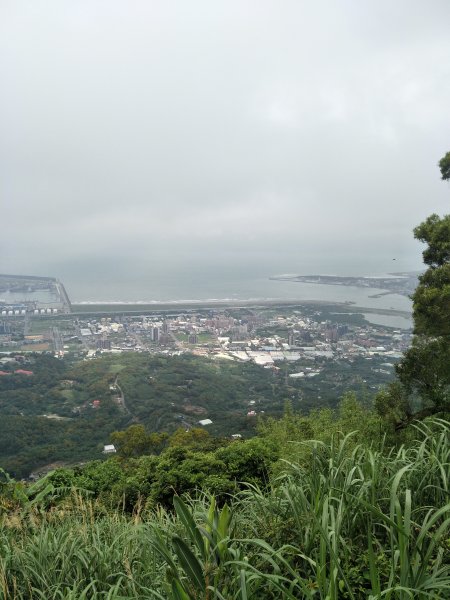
[1,274,412,385]
[0,273,414,470]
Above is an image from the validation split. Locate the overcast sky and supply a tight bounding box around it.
[1,1,449,296]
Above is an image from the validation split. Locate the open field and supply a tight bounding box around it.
[19,343,51,352]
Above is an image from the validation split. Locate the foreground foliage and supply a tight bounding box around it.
[392,151,450,426]
[0,418,448,599]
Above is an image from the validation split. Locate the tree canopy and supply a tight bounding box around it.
[438,150,450,180]
[389,151,450,426]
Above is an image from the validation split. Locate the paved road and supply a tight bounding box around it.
[52,327,64,355]
[23,312,30,336]
[169,329,185,350]
[131,330,149,351]
[113,376,127,412]
[75,320,91,351]
[114,376,140,423]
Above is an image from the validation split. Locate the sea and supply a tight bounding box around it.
[2,272,413,330]
[69,275,412,330]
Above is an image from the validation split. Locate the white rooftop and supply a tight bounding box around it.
[103,444,116,453]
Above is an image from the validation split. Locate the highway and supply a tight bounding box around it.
[52,327,64,355]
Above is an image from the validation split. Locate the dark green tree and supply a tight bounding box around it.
[110,424,168,458]
[411,212,450,337]
[168,427,225,452]
[387,152,450,427]
[438,150,450,180]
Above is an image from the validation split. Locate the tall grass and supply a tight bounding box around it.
[234,419,450,598]
[0,419,448,599]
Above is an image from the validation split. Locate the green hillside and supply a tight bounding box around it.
[1,411,448,598]
[0,350,396,478]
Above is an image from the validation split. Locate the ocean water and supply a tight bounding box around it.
[68,276,412,329]
[3,271,413,329]
[67,276,410,308]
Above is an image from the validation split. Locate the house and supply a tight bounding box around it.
[103,444,116,454]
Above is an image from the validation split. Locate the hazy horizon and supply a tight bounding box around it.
[0,260,420,304]
[2,1,449,292]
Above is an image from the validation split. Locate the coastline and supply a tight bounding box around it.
[70,298,412,319]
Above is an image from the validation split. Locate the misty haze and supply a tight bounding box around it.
[2,1,449,301]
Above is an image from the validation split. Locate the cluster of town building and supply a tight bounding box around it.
[54,309,412,370]
[0,298,413,369]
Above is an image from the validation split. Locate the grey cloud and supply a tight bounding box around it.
[1,1,449,297]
